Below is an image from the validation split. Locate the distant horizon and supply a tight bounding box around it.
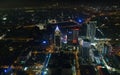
[0,0,119,8]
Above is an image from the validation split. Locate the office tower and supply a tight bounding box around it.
[54,26,61,49]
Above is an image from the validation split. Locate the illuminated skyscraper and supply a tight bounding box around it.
[72,28,79,45]
[54,26,61,49]
[86,21,97,42]
[67,27,79,48]
[67,29,73,45]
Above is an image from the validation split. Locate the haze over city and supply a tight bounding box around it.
[0,0,120,75]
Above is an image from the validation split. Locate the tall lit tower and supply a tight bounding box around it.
[72,28,79,45]
[86,21,97,42]
[67,27,79,46]
[54,26,61,49]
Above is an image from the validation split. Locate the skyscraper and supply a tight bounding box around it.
[86,21,97,42]
[54,26,61,49]
[67,28,79,45]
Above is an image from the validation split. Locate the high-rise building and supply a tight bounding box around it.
[72,28,79,45]
[86,21,97,42]
[67,28,79,46]
[54,26,61,49]
[67,29,73,45]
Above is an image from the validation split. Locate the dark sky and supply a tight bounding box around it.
[0,0,119,8]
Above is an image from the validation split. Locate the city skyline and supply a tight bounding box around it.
[0,0,119,8]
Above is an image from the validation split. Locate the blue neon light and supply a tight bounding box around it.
[4,69,7,73]
[43,41,47,44]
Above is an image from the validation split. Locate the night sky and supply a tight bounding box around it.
[0,0,119,8]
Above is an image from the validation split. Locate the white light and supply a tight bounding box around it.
[91,43,97,46]
[7,29,10,32]
[44,71,47,74]
[111,68,116,71]
[102,66,105,68]
[3,17,7,20]
[55,26,60,32]
[0,34,6,40]
[11,73,14,75]
[45,68,48,71]
[105,17,108,20]
[116,39,119,41]
[24,67,28,71]
[36,66,38,69]
[36,23,45,30]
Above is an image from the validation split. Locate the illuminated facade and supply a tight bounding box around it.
[54,26,61,49]
[67,28,79,46]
